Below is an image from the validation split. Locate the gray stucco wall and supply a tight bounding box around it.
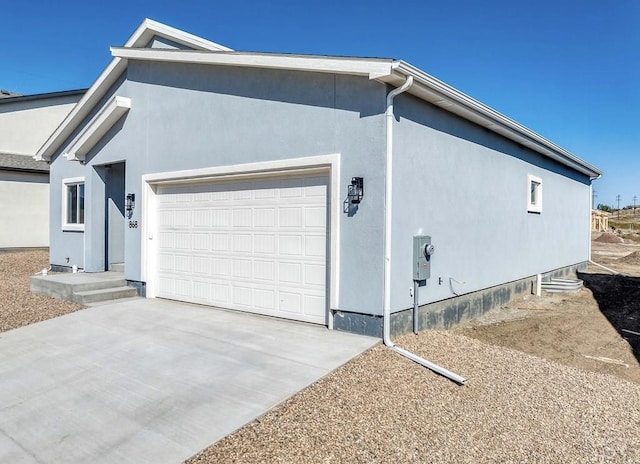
[48,61,593,320]
[389,92,591,312]
[49,62,388,313]
[0,171,49,248]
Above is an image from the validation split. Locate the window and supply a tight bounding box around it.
[527,174,542,213]
[62,177,85,231]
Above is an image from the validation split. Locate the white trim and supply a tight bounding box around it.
[527,174,543,213]
[391,62,601,179]
[141,154,340,327]
[62,176,85,231]
[127,18,232,52]
[111,47,395,79]
[36,18,601,180]
[63,96,131,161]
[34,18,232,162]
[108,46,600,179]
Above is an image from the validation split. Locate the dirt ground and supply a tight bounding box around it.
[453,233,640,385]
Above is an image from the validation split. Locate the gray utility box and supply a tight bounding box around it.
[413,235,434,281]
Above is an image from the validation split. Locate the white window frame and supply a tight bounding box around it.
[62,177,86,231]
[527,174,543,213]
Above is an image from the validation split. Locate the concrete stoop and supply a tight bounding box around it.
[30,271,138,304]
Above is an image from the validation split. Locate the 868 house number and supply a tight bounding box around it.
[129,220,138,228]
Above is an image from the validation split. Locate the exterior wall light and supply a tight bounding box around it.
[126,193,135,219]
[348,177,364,204]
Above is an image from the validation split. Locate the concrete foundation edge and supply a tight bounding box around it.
[126,280,146,297]
[333,262,587,338]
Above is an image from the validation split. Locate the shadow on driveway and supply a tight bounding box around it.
[579,272,640,363]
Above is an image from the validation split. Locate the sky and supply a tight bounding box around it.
[1,0,638,208]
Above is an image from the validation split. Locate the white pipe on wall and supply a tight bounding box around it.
[383,75,466,385]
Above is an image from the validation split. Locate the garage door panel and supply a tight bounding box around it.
[304,295,325,317]
[211,283,229,303]
[254,260,275,281]
[192,256,209,274]
[192,233,209,251]
[211,209,230,227]
[254,235,275,254]
[253,208,276,227]
[279,207,303,228]
[304,264,325,286]
[279,262,302,284]
[193,281,210,300]
[233,286,252,306]
[279,235,302,256]
[211,233,229,251]
[233,259,252,279]
[156,176,327,325]
[211,258,230,276]
[254,289,275,310]
[193,209,210,228]
[279,291,302,314]
[305,207,326,228]
[255,188,276,199]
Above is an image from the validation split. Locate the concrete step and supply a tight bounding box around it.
[72,286,138,304]
[110,263,125,272]
[31,272,128,301]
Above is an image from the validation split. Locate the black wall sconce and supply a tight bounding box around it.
[126,193,135,219]
[348,177,364,204]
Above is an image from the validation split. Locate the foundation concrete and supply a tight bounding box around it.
[334,262,587,338]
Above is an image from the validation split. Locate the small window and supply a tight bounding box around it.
[63,177,85,231]
[528,175,542,213]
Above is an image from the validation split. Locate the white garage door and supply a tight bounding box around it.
[155,175,328,324]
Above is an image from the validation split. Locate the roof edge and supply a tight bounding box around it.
[392,61,602,179]
[129,18,232,51]
[0,89,86,105]
[110,47,395,77]
[35,19,233,161]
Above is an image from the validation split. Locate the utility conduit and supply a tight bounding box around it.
[383,74,466,385]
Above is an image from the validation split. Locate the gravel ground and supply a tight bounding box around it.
[0,249,84,333]
[188,331,640,463]
[4,250,639,463]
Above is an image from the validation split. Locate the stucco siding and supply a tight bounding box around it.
[0,96,79,156]
[389,93,591,312]
[0,171,49,247]
[48,160,86,268]
[49,63,388,313]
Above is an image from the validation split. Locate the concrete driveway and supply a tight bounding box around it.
[0,298,378,463]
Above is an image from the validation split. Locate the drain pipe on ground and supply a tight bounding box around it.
[588,260,623,275]
[383,74,466,385]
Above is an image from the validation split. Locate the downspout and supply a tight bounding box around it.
[384,74,466,385]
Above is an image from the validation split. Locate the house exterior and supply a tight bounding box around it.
[35,19,601,336]
[0,90,84,247]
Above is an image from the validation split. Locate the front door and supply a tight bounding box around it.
[105,162,125,270]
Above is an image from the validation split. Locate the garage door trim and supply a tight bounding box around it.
[141,154,340,328]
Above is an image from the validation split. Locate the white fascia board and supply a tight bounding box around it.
[34,19,232,162]
[62,96,131,161]
[128,18,232,51]
[35,58,127,161]
[110,47,395,78]
[389,61,602,179]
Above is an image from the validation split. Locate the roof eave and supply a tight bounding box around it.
[385,61,602,179]
[34,19,232,162]
[127,18,232,52]
[109,47,395,78]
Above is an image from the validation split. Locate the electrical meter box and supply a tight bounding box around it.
[413,235,434,281]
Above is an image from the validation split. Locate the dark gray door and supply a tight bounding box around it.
[105,162,125,269]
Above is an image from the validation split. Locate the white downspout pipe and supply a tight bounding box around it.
[384,75,466,385]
